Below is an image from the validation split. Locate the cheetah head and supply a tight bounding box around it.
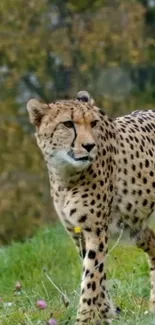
[27,91,100,173]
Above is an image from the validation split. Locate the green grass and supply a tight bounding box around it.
[0,223,154,325]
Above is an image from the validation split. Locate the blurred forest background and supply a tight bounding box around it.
[1,0,155,244]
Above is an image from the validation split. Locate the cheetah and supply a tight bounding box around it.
[27,91,155,324]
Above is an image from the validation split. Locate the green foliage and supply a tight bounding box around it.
[0,223,154,324]
[0,0,155,243]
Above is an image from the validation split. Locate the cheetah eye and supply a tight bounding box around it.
[91,120,98,128]
[63,120,74,128]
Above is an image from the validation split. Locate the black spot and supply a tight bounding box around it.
[100,276,104,285]
[97,193,101,200]
[133,217,138,223]
[91,199,95,205]
[93,297,97,304]
[96,228,101,236]
[88,250,96,259]
[139,162,143,169]
[92,281,96,291]
[131,177,135,184]
[123,180,127,186]
[99,263,104,273]
[143,199,148,206]
[104,224,108,232]
[82,249,86,257]
[85,227,91,232]
[89,168,93,175]
[138,172,141,178]
[99,242,104,252]
[97,211,101,218]
[82,193,88,198]
[92,184,97,190]
[70,208,76,216]
[87,283,91,289]
[94,259,98,267]
[126,203,132,211]
[136,151,139,158]
[145,159,149,168]
[140,145,144,152]
[72,190,78,195]
[143,177,147,184]
[87,299,91,306]
[100,291,105,299]
[149,149,153,157]
[132,164,136,171]
[124,168,127,175]
[79,215,87,222]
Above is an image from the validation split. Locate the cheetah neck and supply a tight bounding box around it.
[47,163,90,191]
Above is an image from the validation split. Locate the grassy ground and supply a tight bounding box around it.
[0,223,154,325]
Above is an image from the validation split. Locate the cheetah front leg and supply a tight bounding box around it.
[76,227,115,325]
[136,227,155,312]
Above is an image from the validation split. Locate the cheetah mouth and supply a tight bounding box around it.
[67,151,93,162]
[73,156,92,162]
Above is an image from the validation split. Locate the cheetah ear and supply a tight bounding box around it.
[76,90,95,105]
[27,99,50,127]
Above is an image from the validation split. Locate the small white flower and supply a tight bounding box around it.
[144,310,149,315]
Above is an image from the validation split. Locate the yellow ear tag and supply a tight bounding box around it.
[74,227,82,234]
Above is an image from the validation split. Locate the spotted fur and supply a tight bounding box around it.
[27,91,155,324]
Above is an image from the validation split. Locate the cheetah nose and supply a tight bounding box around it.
[82,143,96,152]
